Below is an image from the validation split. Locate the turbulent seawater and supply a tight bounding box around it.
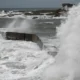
[2,3,80,79]
[0,17,62,80]
[1,4,79,80]
[0,18,62,48]
[43,3,80,80]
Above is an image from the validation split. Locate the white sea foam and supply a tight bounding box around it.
[0,15,57,80]
[43,3,80,80]
[0,38,55,80]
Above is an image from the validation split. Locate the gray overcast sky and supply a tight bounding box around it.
[0,0,79,8]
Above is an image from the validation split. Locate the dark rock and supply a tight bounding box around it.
[5,32,43,49]
[62,3,74,8]
[32,17,38,19]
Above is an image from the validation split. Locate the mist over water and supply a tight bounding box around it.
[43,3,80,80]
[2,18,34,33]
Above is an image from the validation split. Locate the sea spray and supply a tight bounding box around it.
[5,18,34,33]
[43,3,80,80]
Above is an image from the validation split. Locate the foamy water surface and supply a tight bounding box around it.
[0,16,59,80]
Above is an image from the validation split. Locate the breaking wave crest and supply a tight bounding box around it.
[43,3,80,80]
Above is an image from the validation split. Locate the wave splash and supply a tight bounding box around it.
[0,18,35,34]
[43,3,80,80]
[6,18,34,33]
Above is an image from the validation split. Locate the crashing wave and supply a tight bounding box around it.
[43,3,80,80]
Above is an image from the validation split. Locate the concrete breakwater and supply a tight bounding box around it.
[2,32,43,49]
